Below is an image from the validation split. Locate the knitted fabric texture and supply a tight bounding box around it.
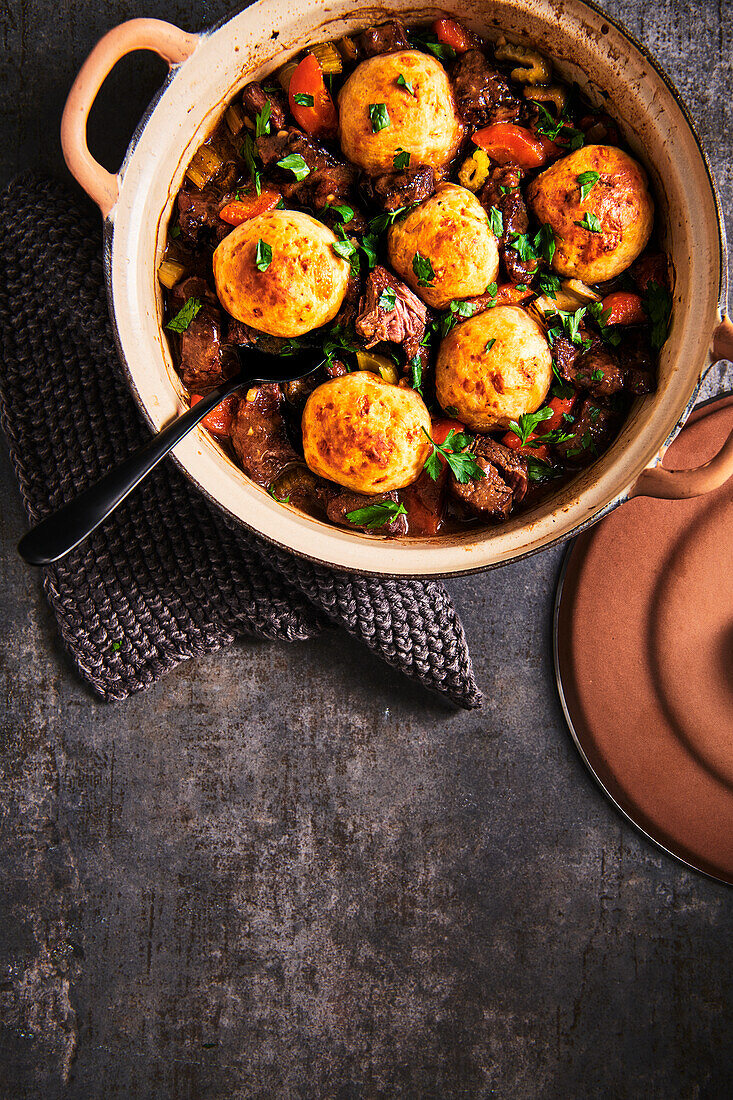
[0,176,482,709]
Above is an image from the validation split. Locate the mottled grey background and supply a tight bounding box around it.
[0,2,731,1098]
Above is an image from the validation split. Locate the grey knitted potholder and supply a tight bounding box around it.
[0,176,482,708]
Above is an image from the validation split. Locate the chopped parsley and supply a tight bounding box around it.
[577,170,600,201]
[544,305,590,347]
[255,102,271,137]
[346,500,407,529]
[422,428,485,483]
[360,234,379,269]
[333,238,359,264]
[485,281,498,308]
[574,212,602,233]
[240,134,263,195]
[369,102,391,132]
[412,251,435,287]
[327,202,355,223]
[526,456,560,482]
[393,148,411,170]
[588,301,622,346]
[643,281,673,349]
[276,153,310,180]
[166,297,202,332]
[507,407,554,446]
[169,224,181,239]
[255,239,272,272]
[485,337,496,353]
[396,74,416,95]
[378,286,397,311]
[537,272,561,299]
[409,353,423,394]
[293,92,314,107]
[435,299,477,337]
[510,223,556,265]
[487,206,504,237]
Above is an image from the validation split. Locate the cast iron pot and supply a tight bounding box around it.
[60,0,733,575]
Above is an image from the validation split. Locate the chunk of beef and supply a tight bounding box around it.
[230,384,300,488]
[355,265,428,361]
[366,166,437,212]
[257,130,356,208]
[169,278,238,394]
[618,330,657,394]
[332,270,363,333]
[241,81,287,132]
[319,487,409,536]
[325,358,349,379]
[358,21,412,57]
[630,251,670,292]
[225,318,315,358]
[451,50,521,126]
[449,436,528,518]
[479,167,533,283]
[177,189,223,243]
[571,341,626,398]
[552,335,581,382]
[554,397,620,467]
[269,463,322,514]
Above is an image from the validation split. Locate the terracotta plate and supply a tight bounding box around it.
[554,395,733,884]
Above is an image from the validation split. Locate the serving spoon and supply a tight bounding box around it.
[17,350,325,566]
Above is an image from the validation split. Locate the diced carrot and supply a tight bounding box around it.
[191,393,237,437]
[288,53,338,138]
[495,283,534,306]
[502,431,550,464]
[600,291,646,325]
[473,123,553,169]
[219,190,281,225]
[543,394,576,432]
[431,417,465,446]
[433,18,474,53]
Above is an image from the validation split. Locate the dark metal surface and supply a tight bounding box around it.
[1,3,732,1097]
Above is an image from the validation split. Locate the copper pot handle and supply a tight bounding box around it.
[60,19,199,218]
[631,315,733,500]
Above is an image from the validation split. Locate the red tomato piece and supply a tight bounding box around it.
[191,393,237,438]
[472,123,552,169]
[600,291,646,326]
[433,18,473,53]
[289,53,338,138]
[219,190,281,225]
[543,394,576,432]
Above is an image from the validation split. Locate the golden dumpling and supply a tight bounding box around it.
[212,210,350,337]
[526,145,654,282]
[338,50,463,175]
[302,372,431,493]
[387,183,500,309]
[436,306,552,430]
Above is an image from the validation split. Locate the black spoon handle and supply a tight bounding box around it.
[18,372,249,566]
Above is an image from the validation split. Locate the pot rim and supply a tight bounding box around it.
[101,0,729,578]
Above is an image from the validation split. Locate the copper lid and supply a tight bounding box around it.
[555,395,733,884]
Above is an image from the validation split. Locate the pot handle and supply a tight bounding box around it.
[630,315,733,500]
[60,19,199,218]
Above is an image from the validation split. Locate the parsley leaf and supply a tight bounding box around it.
[487,206,504,237]
[378,286,397,311]
[507,407,554,445]
[170,224,181,239]
[409,353,423,394]
[587,301,622,347]
[255,102,271,137]
[642,280,673,349]
[534,101,565,140]
[346,500,407,529]
[412,251,435,287]
[328,202,355,223]
[436,299,477,337]
[544,305,589,347]
[277,153,310,181]
[393,148,411,170]
[396,74,416,95]
[577,170,600,201]
[422,428,486,484]
[537,272,561,299]
[369,102,390,132]
[423,39,456,61]
[535,223,556,264]
[574,212,602,233]
[485,281,498,308]
[293,92,314,107]
[240,134,262,195]
[166,297,202,332]
[255,239,272,272]
[485,337,496,353]
[526,455,560,482]
[333,238,359,263]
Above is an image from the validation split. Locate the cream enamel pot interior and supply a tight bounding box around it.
[60,1,733,576]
